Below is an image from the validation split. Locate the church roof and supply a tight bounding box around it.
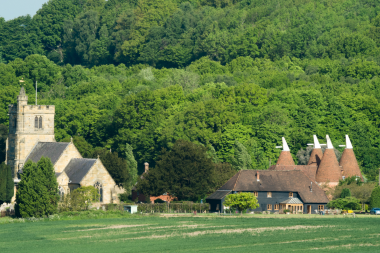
[25,142,70,165]
[64,158,97,184]
[215,170,328,203]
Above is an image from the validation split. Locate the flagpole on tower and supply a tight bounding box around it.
[35,80,37,105]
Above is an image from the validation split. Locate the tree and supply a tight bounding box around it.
[327,197,361,210]
[223,192,259,214]
[15,157,59,218]
[99,151,129,187]
[136,139,215,201]
[124,143,138,195]
[231,140,252,170]
[0,163,14,205]
[340,188,351,198]
[370,187,380,209]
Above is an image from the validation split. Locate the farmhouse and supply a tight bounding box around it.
[6,87,122,204]
[207,134,363,214]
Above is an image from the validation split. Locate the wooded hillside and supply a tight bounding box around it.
[1,0,380,181]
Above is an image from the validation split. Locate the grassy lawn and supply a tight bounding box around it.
[1,213,380,252]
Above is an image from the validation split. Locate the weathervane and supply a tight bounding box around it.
[19,78,25,85]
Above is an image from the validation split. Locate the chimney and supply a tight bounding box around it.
[144,162,149,173]
[256,171,260,181]
[310,182,312,192]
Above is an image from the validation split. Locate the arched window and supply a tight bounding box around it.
[94,181,103,202]
[35,116,38,128]
[39,116,42,129]
[58,186,65,201]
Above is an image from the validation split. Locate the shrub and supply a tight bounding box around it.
[59,186,100,212]
[341,188,352,198]
[283,209,290,213]
[327,197,361,210]
[223,192,259,214]
[369,186,380,209]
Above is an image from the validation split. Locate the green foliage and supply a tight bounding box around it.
[136,139,216,201]
[0,162,14,205]
[59,186,100,212]
[369,187,380,209]
[327,197,361,210]
[340,188,352,198]
[124,143,138,194]
[223,192,259,213]
[15,157,59,218]
[99,151,129,187]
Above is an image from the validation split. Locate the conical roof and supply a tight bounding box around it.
[340,135,362,178]
[19,87,26,96]
[276,137,295,166]
[308,135,323,166]
[315,135,342,183]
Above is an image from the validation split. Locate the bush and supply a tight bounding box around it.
[370,186,380,209]
[136,203,210,213]
[59,186,100,212]
[341,188,352,198]
[283,209,290,213]
[327,197,361,210]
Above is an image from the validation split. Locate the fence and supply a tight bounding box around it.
[137,202,210,213]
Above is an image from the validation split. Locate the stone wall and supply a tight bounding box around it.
[54,143,82,173]
[80,159,118,204]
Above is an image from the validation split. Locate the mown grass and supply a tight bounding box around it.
[0,213,380,252]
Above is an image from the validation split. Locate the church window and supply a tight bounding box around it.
[39,116,42,129]
[58,186,65,201]
[94,181,103,202]
[35,116,38,128]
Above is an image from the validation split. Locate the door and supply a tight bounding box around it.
[307,205,311,214]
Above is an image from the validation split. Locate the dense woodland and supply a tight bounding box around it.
[1,0,380,191]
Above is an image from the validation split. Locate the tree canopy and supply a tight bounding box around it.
[1,0,380,184]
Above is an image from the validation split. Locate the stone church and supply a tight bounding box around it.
[6,87,121,204]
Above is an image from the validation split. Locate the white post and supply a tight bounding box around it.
[35,81,37,105]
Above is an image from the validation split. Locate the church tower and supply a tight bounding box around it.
[6,87,55,178]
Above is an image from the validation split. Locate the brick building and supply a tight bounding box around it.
[207,135,363,213]
[6,88,122,204]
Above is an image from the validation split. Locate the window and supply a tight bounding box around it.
[267,204,272,210]
[267,192,272,198]
[58,186,65,201]
[289,192,293,198]
[94,181,103,202]
[216,204,220,211]
[39,116,42,128]
[318,205,324,211]
[274,204,279,210]
[253,191,258,197]
[35,116,38,128]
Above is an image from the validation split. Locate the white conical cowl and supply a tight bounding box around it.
[345,135,353,149]
[313,135,321,149]
[326,135,334,149]
[282,137,290,151]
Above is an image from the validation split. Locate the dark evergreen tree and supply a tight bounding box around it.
[0,162,14,205]
[136,139,215,201]
[15,157,58,218]
[99,151,129,187]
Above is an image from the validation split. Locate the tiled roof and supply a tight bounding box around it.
[308,148,323,166]
[276,151,295,166]
[25,142,70,165]
[281,198,303,204]
[340,149,363,179]
[316,149,342,183]
[217,170,329,203]
[268,165,318,181]
[64,158,97,184]
[206,190,231,200]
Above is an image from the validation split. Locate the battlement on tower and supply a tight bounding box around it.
[22,105,55,113]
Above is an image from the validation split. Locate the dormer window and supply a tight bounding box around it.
[289,192,293,198]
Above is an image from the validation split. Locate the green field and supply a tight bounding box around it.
[1,214,380,252]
